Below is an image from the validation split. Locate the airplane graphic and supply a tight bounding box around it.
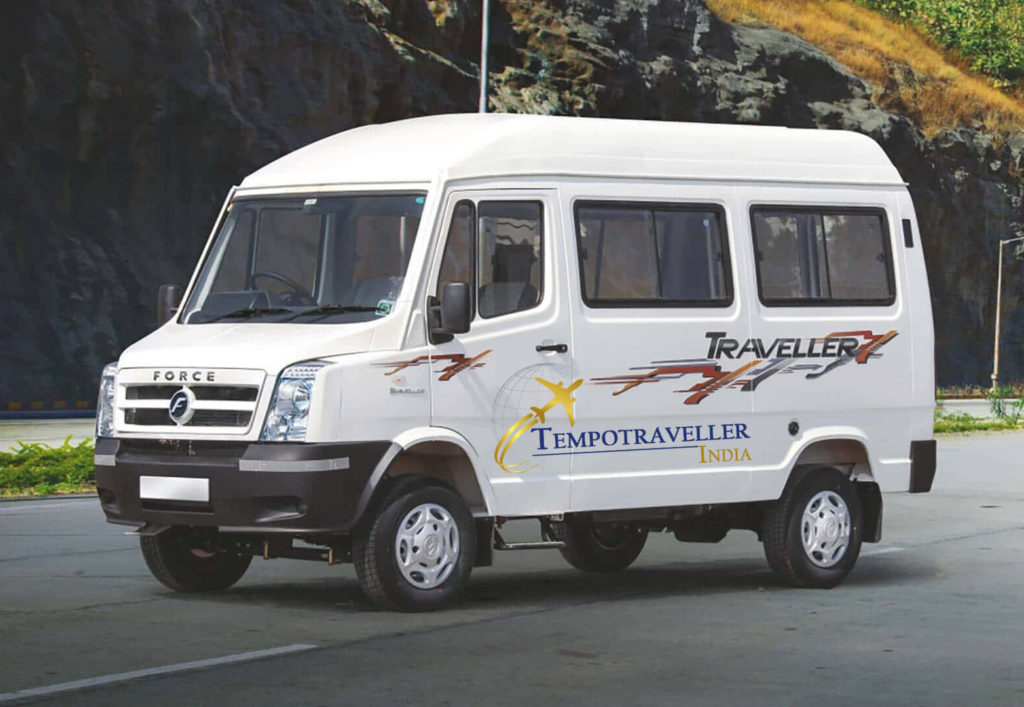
[529,378,582,425]
[495,377,583,474]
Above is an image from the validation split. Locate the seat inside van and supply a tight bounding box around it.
[479,239,538,317]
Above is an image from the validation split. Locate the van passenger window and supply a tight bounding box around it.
[751,208,894,305]
[477,201,543,318]
[436,201,475,302]
[575,203,731,307]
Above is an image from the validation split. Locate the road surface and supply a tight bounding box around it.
[0,431,1021,705]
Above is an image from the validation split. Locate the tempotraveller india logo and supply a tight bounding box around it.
[492,364,754,473]
[493,368,582,474]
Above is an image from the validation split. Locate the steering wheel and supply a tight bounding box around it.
[250,271,316,306]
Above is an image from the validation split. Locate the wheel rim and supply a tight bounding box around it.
[801,490,851,568]
[589,524,636,551]
[394,503,460,589]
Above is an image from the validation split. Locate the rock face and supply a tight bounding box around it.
[1,0,1022,403]
[0,0,478,405]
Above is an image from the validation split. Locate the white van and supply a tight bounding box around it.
[94,114,936,610]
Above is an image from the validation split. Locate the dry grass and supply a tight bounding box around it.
[706,0,1024,137]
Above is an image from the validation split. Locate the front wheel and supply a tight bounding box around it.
[762,467,863,588]
[552,517,648,573]
[140,527,252,593]
[353,481,476,611]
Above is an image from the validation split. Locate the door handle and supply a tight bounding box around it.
[536,343,568,354]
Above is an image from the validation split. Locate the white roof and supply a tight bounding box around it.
[239,113,905,191]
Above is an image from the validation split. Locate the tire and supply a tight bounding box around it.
[552,517,648,573]
[762,467,864,589]
[352,481,476,611]
[140,527,252,593]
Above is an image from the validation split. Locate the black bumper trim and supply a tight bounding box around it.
[95,438,393,534]
[909,439,936,493]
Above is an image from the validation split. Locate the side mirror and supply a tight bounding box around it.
[440,282,471,334]
[429,282,471,343]
[157,284,183,327]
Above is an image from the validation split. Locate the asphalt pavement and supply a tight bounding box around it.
[0,432,1022,706]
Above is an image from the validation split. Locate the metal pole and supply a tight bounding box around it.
[479,0,490,113]
[992,240,1004,391]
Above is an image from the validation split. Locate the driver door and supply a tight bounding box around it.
[426,190,575,517]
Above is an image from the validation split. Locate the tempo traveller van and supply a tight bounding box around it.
[94,114,936,610]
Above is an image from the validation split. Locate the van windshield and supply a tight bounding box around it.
[181,193,425,324]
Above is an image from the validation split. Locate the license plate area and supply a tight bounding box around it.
[140,476,210,503]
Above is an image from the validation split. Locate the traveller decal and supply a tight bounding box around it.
[378,350,493,381]
[591,329,898,404]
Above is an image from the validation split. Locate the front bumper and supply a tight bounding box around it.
[95,437,393,535]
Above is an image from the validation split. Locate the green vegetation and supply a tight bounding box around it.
[708,0,1024,136]
[858,0,1024,87]
[0,437,95,498]
[987,385,1024,423]
[933,407,1015,433]
[934,384,1024,432]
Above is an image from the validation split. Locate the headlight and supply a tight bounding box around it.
[96,362,117,437]
[261,362,327,442]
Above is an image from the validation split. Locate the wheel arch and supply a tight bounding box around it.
[789,435,875,482]
[782,436,883,545]
[350,428,496,530]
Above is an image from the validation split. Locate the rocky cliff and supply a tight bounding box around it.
[2,0,1022,405]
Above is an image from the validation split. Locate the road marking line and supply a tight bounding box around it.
[0,644,318,704]
[862,546,905,556]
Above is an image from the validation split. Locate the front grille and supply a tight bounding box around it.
[124,409,253,427]
[126,385,258,402]
[117,439,250,457]
[126,386,175,400]
[118,373,264,434]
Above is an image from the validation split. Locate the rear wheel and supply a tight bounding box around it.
[140,527,252,593]
[353,481,476,611]
[762,467,863,588]
[553,517,648,573]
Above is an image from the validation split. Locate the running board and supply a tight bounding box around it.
[493,529,565,551]
[261,540,346,565]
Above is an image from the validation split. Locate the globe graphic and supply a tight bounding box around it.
[491,363,576,446]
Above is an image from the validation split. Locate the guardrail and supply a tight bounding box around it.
[2,402,95,420]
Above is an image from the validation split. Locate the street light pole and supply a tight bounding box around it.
[478,0,490,113]
[991,235,1024,391]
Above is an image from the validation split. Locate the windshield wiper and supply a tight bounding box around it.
[201,306,292,323]
[284,305,380,322]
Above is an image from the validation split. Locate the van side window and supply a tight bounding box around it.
[436,201,475,307]
[574,202,731,307]
[477,201,543,318]
[751,207,894,305]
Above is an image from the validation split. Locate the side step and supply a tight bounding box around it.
[493,528,565,551]
[124,523,169,537]
[262,540,347,565]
